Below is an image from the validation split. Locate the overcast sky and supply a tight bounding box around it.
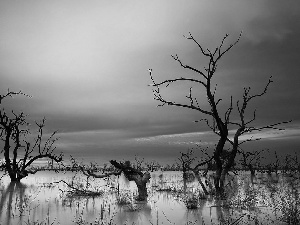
[1,0,300,165]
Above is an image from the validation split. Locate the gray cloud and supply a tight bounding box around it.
[1,0,300,163]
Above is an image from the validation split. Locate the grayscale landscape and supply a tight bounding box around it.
[1,0,300,224]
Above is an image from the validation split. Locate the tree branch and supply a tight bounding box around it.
[171,54,208,79]
[80,166,121,178]
[149,77,207,88]
[149,69,213,115]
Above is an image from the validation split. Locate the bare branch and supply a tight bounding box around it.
[195,118,214,131]
[192,155,214,171]
[149,77,207,88]
[243,120,291,134]
[0,90,32,105]
[183,32,211,57]
[216,32,242,61]
[149,69,213,115]
[218,34,229,56]
[80,165,121,178]
[171,54,208,79]
[239,137,262,145]
[148,32,290,194]
[23,153,63,170]
[245,109,257,126]
[225,96,233,125]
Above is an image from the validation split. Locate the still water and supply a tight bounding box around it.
[0,170,297,225]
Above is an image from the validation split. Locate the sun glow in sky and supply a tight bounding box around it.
[1,0,300,164]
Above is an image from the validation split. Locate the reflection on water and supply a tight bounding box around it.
[0,171,298,224]
[116,201,152,225]
[0,182,26,225]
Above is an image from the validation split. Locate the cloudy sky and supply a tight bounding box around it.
[1,0,300,165]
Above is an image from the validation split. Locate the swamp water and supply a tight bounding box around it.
[0,171,298,225]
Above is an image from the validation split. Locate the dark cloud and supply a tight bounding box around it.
[1,0,300,164]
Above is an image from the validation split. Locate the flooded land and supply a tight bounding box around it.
[0,170,299,225]
[0,171,300,225]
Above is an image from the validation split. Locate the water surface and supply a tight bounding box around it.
[0,171,296,224]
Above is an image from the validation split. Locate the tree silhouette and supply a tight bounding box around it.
[79,160,151,201]
[149,32,288,196]
[0,90,62,182]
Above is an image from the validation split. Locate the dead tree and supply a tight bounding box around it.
[81,160,151,201]
[240,150,264,176]
[263,150,281,176]
[149,33,242,195]
[178,149,195,179]
[110,160,151,201]
[0,90,63,182]
[179,149,214,195]
[149,32,289,196]
[145,160,160,172]
[220,78,282,184]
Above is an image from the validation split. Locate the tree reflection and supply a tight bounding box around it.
[116,201,152,225]
[0,182,27,225]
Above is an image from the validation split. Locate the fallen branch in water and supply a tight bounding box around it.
[54,180,104,197]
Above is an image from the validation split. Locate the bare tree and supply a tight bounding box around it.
[177,149,193,176]
[110,160,151,201]
[145,160,160,172]
[149,32,288,196]
[263,150,281,175]
[79,160,151,201]
[240,149,264,176]
[0,90,63,182]
[178,149,213,195]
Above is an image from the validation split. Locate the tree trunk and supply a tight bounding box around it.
[213,136,227,195]
[249,164,255,176]
[218,128,242,197]
[9,174,19,182]
[110,160,151,201]
[125,172,151,201]
[135,180,148,201]
[182,176,187,195]
[192,169,209,195]
[8,171,28,182]
[219,170,229,198]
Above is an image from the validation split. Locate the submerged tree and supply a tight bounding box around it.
[178,149,213,195]
[110,160,151,201]
[240,149,265,177]
[149,32,288,196]
[79,160,151,201]
[0,90,63,182]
